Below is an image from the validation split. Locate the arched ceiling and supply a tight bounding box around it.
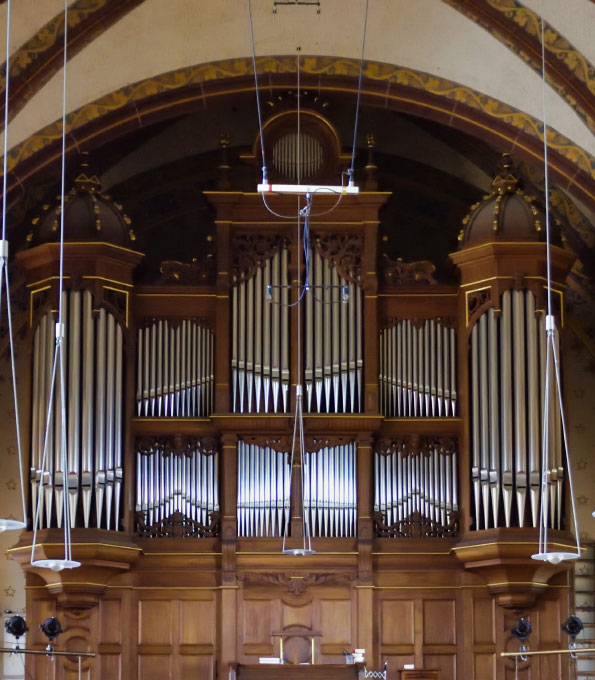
[1,0,595,287]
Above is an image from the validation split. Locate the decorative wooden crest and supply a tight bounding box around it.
[136,510,220,538]
[374,510,458,538]
[232,234,285,282]
[238,571,355,595]
[304,435,353,453]
[240,435,293,453]
[375,435,457,457]
[136,435,219,457]
[313,233,362,282]
[159,254,215,284]
[381,254,437,285]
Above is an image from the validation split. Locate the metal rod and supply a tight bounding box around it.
[501,648,595,658]
[0,648,95,658]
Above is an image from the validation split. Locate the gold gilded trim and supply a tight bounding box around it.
[6,57,595,197]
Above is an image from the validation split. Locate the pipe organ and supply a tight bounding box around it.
[237,440,291,537]
[469,289,562,531]
[305,243,362,414]
[374,437,458,537]
[136,318,214,417]
[303,442,357,538]
[16,138,581,680]
[135,437,219,535]
[379,318,457,417]
[31,289,124,530]
[231,242,290,413]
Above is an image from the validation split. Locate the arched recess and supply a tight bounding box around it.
[4,55,595,217]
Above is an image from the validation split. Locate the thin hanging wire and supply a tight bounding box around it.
[0,0,27,532]
[247,0,368,219]
[30,0,79,570]
[247,0,267,184]
[533,0,580,563]
[348,0,369,185]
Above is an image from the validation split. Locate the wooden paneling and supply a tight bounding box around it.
[98,654,121,680]
[282,601,313,629]
[320,599,352,646]
[180,655,214,679]
[380,600,415,646]
[138,654,172,680]
[242,599,272,645]
[138,600,173,646]
[424,653,456,680]
[472,597,495,645]
[99,599,122,645]
[474,652,496,678]
[180,599,215,645]
[423,600,456,645]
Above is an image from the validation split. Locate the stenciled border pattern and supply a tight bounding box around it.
[0,0,145,121]
[443,0,595,134]
[4,56,595,188]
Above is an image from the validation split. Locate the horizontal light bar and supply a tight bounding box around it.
[257,183,359,195]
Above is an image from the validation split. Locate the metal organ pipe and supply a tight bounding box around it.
[237,441,290,537]
[231,248,289,413]
[379,319,457,418]
[136,319,214,418]
[135,440,219,532]
[305,250,362,414]
[303,443,356,538]
[469,290,562,530]
[374,440,459,535]
[30,291,125,530]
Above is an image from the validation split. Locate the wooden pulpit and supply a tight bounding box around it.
[400,671,439,680]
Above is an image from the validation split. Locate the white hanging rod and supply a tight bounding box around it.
[257,183,359,195]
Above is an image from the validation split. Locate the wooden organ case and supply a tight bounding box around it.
[10,132,578,680]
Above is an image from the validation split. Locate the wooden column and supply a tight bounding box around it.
[356,435,374,660]
[215,219,232,414]
[288,220,301,415]
[219,432,238,678]
[362,207,379,414]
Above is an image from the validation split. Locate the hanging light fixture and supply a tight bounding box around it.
[29,0,80,572]
[0,0,27,535]
[530,0,580,565]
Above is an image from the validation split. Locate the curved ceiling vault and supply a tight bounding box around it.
[1,0,595,288]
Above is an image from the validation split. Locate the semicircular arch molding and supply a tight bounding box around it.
[5,56,595,213]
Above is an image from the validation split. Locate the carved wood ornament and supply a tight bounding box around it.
[381,253,437,285]
[136,510,220,538]
[313,233,362,282]
[238,571,356,595]
[136,435,219,457]
[375,435,457,457]
[232,234,285,282]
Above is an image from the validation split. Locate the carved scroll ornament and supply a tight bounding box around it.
[136,510,220,538]
[238,571,356,595]
[313,234,362,282]
[381,253,437,285]
[136,435,219,457]
[375,435,457,457]
[232,234,285,282]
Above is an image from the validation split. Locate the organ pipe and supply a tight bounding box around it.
[374,438,459,537]
[237,441,290,537]
[379,319,457,418]
[135,438,219,535]
[136,319,214,418]
[232,247,290,413]
[305,249,362,413]
[469,289,562,530]
[303,443,357,538]
[30,290,124,530]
